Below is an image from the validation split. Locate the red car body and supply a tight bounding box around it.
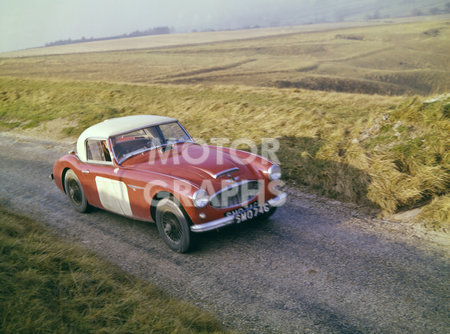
[52,115,286,252]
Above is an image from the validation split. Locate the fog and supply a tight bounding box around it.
[0,0,447,52]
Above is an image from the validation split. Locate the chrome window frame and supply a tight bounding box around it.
[84,137,114,166]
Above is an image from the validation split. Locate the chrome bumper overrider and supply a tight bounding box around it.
[190,192,287,233]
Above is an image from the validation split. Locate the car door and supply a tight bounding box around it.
[81,138,133,217]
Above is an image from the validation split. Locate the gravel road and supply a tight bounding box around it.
[1,132,449,333]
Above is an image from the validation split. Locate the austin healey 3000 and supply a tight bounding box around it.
[51,115,286,252]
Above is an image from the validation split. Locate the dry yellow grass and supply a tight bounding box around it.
[419,195,450,230]
[1,16,449,95]
[1,78,448,226]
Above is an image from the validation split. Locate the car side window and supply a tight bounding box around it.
[86,140,112,163]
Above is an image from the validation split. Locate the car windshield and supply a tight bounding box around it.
[110,121,192,163]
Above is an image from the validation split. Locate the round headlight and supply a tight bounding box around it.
[268,164,281,181]
[192,189,209,208]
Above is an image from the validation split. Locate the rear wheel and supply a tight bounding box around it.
[155,198,192,253]
[64,169,88,213]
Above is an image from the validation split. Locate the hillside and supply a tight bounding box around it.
[0,21,382,58]
[1,16,449,95]
[211,0,450,29]
[0,77,448,227]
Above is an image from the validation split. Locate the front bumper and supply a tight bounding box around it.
[190,192,287,233]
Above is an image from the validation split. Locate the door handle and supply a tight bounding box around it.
[81,170,90,174]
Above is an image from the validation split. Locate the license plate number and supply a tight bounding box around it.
[225,202,271,224]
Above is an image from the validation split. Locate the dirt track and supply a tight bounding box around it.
[0,132,448,333]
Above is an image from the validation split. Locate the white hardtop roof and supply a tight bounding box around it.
[76,115,177,162]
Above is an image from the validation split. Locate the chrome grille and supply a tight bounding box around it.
[210,180,261,209]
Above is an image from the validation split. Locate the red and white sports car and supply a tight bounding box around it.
[51,115,286,252]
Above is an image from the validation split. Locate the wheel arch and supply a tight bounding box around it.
[150,191,192,225]
[61,167,71,194]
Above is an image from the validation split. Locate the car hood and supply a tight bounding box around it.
[123,143,258,189]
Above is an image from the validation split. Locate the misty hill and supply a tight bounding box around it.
[45,27,173,48]
[230,0,450,28]
[41,0,450,49]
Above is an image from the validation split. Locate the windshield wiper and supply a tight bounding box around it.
[119,139,193,163]
[160,139,192,150]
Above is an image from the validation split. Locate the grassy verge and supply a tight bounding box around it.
[0,77,448,228]
[0,206,226,333]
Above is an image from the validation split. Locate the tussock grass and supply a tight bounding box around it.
[0,206,226,333]
[0,77,448,226]
[418,195,450,230]
[364,97,449,213]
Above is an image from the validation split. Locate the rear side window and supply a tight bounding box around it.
[86,140,112,162]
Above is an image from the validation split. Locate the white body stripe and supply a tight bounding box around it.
[95,176,132,217]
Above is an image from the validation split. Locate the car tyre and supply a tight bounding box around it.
[64,169,88,213]
[155,198,192,253]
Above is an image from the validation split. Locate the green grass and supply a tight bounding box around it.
[0,77,448,228]
[0,206,226,333]
[0,18,449,95]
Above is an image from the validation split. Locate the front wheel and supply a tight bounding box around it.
[64,169,88,213]
[155,198,192,253]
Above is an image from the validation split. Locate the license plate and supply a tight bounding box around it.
[225,201,271,224]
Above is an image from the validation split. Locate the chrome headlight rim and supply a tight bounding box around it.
[268,164,281,181]
[192,189,209,208]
